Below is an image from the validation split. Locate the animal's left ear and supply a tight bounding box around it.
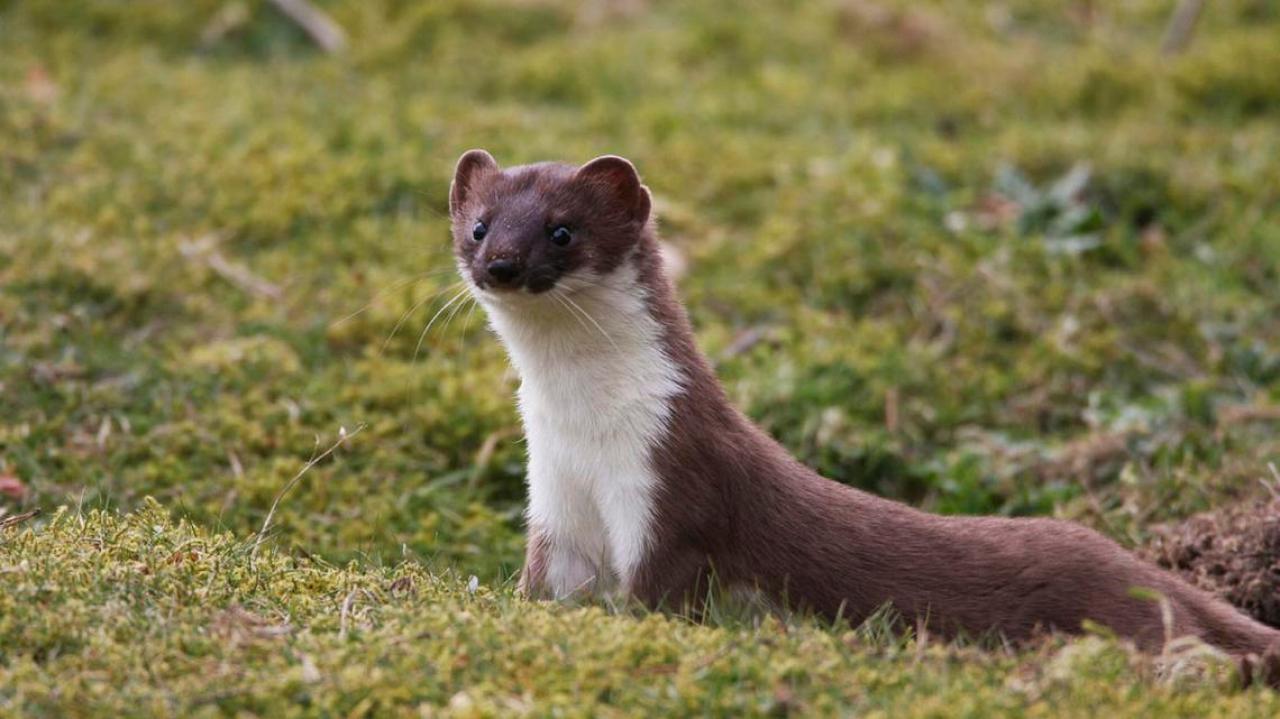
[450,149,499,216]
[575,155,651,225]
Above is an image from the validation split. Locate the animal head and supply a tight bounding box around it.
[448,149,651,295]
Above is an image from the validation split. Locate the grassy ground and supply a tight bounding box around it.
[2,503,1275,716]
[2,0,1280,715]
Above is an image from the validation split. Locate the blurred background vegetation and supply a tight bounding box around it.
[2,0,1279,583]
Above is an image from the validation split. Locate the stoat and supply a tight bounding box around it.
[447,149,1280,685]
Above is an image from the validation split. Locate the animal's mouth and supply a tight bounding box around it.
[470,270,559,295]
[525,274,558,294]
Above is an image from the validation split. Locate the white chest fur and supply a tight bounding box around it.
[479,266,683,597]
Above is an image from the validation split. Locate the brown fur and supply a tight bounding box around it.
[450,150,1280,686]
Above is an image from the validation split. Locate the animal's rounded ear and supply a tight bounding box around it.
[575,155,651,225]
[450,149,499,215]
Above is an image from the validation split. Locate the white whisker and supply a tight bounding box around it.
[438,292,474,341]
[549,289,594,340]
[555,288,619,353]
[331,268,462,328]
[461,294,481,336]
[559,274,637,301]
[380,281,462,355]
[413,288,471,363]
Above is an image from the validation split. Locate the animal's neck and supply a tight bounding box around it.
[480,252,691,588]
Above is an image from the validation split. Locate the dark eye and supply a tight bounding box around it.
[472,221,488,242]
[549,225,572,247]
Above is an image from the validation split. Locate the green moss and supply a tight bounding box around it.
[3,0,1280,712]
[1174,30,1280,118]
[3,505,1277,716]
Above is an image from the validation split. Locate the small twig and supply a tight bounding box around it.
[914,616,930,661]
[1264,463,1280,501]
[200,2,251,48]
[339,588,373,640]
[1162,0,1204,55]
[714,325,777,370]
[719,326,769,363]
[1158,592,1175,651]
[179,235,283,300]
[0,508,40,532]
[253,425,364,555]
[690,639,741,675]
[205,250,283,300]
[1218,404,1280,427]
[268,0,347,54]
[468,427,521,491]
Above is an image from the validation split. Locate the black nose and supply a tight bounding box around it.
[486,259,520,285]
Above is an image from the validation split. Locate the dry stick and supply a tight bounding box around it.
[253,425,365,555]
[205,249,284,300]
[0,509,40,532]
[200,3,251,47]
[179,235,283,300]
[468,427,521,491]
[268,0,347,53]
[339,588,372,640]
[1266,463,1280,501]
[1162,0,1205,55]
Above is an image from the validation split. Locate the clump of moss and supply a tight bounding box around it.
[1144,497,1280,628]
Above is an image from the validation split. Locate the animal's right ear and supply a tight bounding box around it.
[450,149,499,215]
[574,155,650,225]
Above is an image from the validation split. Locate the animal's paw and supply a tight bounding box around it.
[1238,640,1280,689]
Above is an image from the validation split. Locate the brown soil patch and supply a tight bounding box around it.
[1142,498,1280,629]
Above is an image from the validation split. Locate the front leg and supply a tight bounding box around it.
[516,524,551,598]
[517,522,606,600]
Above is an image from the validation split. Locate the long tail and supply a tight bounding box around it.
[1171,583,1280,687]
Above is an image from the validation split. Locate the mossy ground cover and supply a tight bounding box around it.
[2,0,1279,715]
[4,502,1278,717]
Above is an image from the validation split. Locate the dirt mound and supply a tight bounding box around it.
[1143,498,1280,629]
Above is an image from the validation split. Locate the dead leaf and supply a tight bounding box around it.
[974,192,1021,231]
[24,66,59,105]
[0,475,27,500]
[835,0,946,59]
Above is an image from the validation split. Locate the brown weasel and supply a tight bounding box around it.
[447,149,1280,685]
